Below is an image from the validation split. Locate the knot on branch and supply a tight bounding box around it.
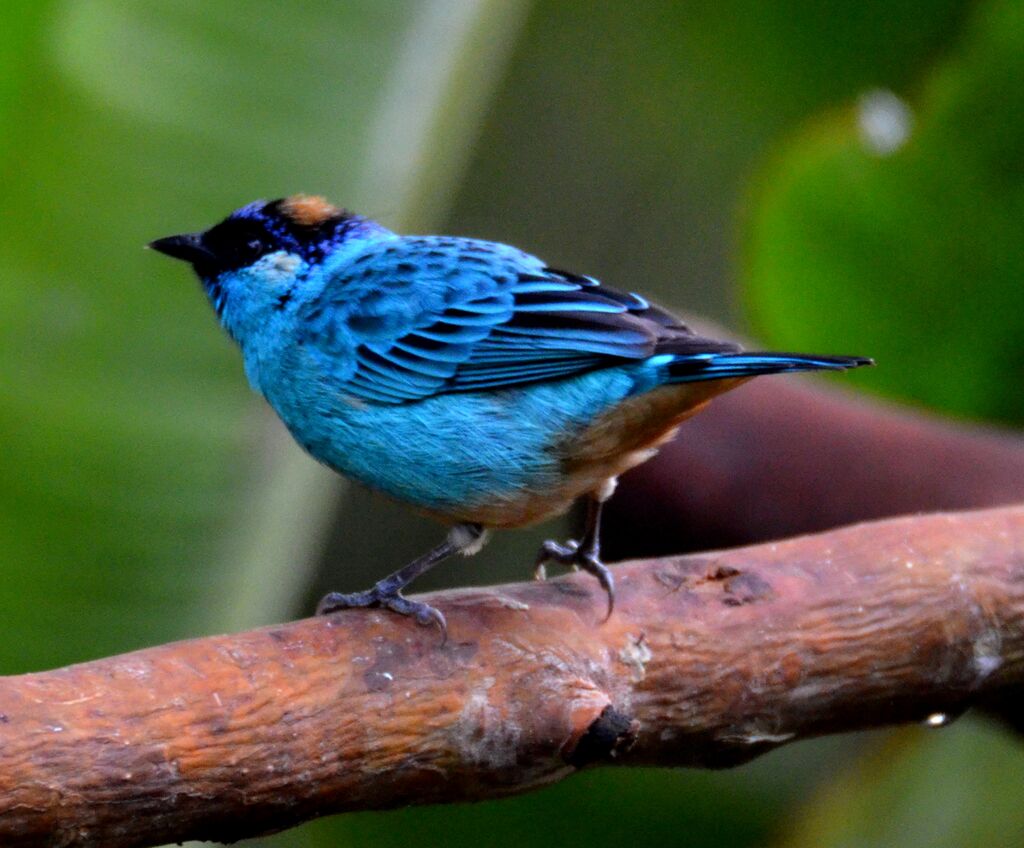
[564,705,638,767]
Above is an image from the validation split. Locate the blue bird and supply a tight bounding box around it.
[151,195,871,633]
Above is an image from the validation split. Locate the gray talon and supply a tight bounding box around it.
[533,536,615,622]
[316,586,448,641]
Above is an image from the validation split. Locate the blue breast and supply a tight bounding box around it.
[265,360,640,511]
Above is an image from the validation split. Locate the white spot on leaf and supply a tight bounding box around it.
[858,89,913,156]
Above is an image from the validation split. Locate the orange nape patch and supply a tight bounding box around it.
[281,195,341,227]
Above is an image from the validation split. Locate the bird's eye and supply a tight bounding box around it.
[195,219,279,274]
[245,238,267,258]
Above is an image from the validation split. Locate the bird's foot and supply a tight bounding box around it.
[316,585,447,641]
[534,539,615,621]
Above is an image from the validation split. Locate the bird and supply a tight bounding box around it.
[150,195,871,635]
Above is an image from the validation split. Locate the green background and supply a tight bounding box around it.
[0,1,1021,846]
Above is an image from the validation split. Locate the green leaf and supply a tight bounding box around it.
[743,0,1024,424]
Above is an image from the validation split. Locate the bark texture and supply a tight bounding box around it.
[1,505,1022,847]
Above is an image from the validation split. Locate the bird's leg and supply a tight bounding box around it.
[317,523,486,639]
[535,480,616,620]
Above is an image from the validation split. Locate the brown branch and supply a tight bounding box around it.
[2,506,1023,847]
[604,373,1024,735]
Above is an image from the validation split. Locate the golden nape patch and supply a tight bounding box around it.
[281,195,341,227]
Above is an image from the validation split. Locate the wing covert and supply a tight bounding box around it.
[298,237,734,403]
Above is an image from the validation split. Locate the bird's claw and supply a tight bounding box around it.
[317,586,448,642]
[534,539,579,581]
[534,539,615,622]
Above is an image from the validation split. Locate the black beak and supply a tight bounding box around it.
[147,232,214,264]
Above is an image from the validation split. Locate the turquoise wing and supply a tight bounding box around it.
[299,236,734,403]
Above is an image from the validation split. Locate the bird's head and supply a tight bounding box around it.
[150,195,384,336]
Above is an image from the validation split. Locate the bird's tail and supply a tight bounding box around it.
[666,351,873,383]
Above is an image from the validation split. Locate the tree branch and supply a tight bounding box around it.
[2,505,1022,847]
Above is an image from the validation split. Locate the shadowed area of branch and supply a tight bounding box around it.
[607,378,1024,558]
[1,505,1022,847]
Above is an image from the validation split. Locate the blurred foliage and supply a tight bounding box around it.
[289,763,792,848]
[447,0,968,323]
[783,721,1024,848]
[0,0,522,672]
[745,0,1024,425]
[0,1,1021,848]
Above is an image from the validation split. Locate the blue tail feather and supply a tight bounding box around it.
[664,351,873,383]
